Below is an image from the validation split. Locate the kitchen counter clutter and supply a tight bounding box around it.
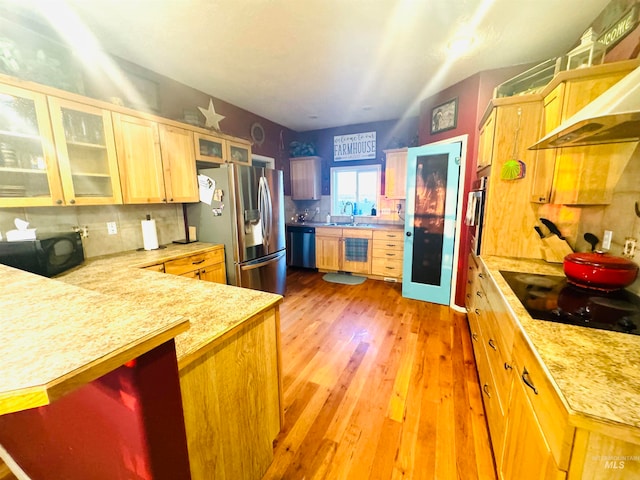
[1,242,284,480]
[471,254,640,479]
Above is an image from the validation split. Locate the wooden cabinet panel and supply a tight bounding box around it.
[158,124,198,203]
[383,148,407,199]
[290,156,322,200]
[371,229,404,278]
[165,248,225,276]
[0,82,64,207]
[316,235,341,271]
[112,113,165,203]
[500,365,566,480]
[143,263,165,273]
[568,429,640,480]
[477,109,496,170]
[194,132,226,164]
[199,262,227,284]
[179,308,281,480]
[532,63,637,205]
[226,139,252,165]
[481,98,544,260]
[512,332,574,470]
[48,97,122,205]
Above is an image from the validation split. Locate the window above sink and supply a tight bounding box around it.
[330,164,380,216]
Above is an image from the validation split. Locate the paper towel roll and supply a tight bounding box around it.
[141,219,159,250]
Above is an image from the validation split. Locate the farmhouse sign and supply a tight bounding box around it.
[334,132,376,161]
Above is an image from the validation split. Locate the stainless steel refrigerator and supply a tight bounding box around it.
[187,164,286,295]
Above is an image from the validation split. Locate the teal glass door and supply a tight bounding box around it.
[402,141,461,304]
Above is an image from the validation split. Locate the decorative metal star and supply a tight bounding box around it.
[198,98,225,130]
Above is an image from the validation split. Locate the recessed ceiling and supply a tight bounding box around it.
[13,0,612,131]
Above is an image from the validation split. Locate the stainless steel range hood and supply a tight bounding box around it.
[530,65,640,150]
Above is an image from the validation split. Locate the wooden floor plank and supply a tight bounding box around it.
[262,269,496,480]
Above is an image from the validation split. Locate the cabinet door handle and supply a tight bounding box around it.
[521,368,539,394]
[192,259,205,265]
[474,308,480,315]
[483,384,491,398]
[488,339,497,350]
[504,362,513,371]
[476,291,482,298]
[478,273,485,279]
[69,198,76,204]
[56,199,63,205]
[471,333,479,341]
[385,253,396,256]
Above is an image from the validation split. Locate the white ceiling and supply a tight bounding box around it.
[16,0,612,131]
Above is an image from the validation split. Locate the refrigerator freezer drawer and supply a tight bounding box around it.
[237,250,286,296]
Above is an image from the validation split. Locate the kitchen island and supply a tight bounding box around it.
[1,242,283,480]
[469,254,640,479]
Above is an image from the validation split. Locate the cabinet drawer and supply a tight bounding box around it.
[513,332,573,469]
[372,246,403,260]
[165,248,224,276]
[371,257,403,277]
[372,230,403,241]
[342,228,373,239]
[316,227,342,237]
[373,238,403,251]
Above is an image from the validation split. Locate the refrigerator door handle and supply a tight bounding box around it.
[258,176,272,249]
[239,250,285,271]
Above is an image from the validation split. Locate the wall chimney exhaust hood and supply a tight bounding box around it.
[530,65,640,150]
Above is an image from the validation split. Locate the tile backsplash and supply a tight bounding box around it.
[286,195,406,226]
[0,204,185,258]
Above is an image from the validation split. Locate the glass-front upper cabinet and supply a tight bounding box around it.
[48,97,122,205]
[227,139,251,165]
[0,83,64,207]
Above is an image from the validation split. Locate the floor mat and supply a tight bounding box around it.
[322,273,367,285]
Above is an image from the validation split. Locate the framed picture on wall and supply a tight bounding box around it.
[430,98,458,134]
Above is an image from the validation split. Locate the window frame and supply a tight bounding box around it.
[330,164,381,216]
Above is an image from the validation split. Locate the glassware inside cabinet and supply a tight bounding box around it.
[60,107,114,198]
[0,93,51,200]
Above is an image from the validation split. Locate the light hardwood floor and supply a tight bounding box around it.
[262,269,497,480]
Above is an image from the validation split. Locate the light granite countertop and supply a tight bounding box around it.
[480,255,640,430]
[0,264,189,415]
[1,242,282,415]
[57,242,283,368]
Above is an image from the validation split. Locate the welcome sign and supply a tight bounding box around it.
[334,132,376,161]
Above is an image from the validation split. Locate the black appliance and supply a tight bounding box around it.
[286,225,316,268]
[0,231,84,277]
[500,271,640,336]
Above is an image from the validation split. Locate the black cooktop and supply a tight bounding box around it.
[500,271,640,336]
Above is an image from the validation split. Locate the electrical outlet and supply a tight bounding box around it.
[602,230,613,250]
[107,221,117,235]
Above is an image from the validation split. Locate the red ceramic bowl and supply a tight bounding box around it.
[563,252,639,291]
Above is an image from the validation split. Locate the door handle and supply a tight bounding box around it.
[406,231,412,237]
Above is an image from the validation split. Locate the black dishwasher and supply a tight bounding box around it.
[286,225,316,268]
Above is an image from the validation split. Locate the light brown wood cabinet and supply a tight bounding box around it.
[48,96,123,205]
[468,256,640,480]
[158,124,198,203]
[371,229,404,279]
[226,139,252,165]
[477,108,496,170]
[290,156,322,200]
[478,97,544,260]
[315,227,373,275]
[0,82,65,207]
[113,113,199,204]
[531,61,638,205]
[383,148,407,199]
[315,227,341,271]
[194,131,226,164]
[163,246,226,284]
[112,113,165,203]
